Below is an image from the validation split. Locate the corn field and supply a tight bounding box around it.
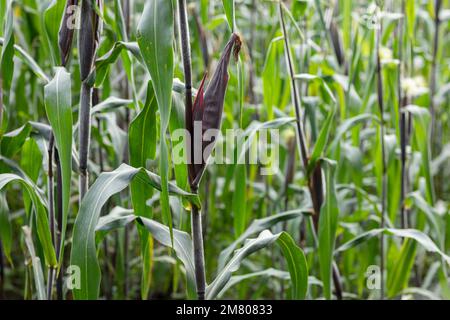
[0,0,449,301]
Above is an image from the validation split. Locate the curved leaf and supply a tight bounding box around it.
[276,232,308,299]
[70,164,199,299]
[22,226,46,300]
[219,207,311,269]
[318,159,339,300]
[217,269,288,298]
[0,38,50,83]
[0,124,32,158]
[43,0,65,66]
[91,96,133,115]
[94,41,143,87]
[136,216,196,298]
[0,0,14,106]
[336,228,450,265]
[95,207,134,233]
[328,114,379,152]
[0,192,11,263]
[129,82,158,299]
[137,0,174,241]
[207,230,308,300]
[405,105,434,204]
[0,174,56,266]
[307,106,336,176]
[222,0,235,31]
[44,67,72,263]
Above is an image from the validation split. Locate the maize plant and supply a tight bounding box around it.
[0,0,449,302]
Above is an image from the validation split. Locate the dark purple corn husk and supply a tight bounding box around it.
[188,33,242,187]
[309,164,324,229]
[193,74,207,123]
[202,33,241,135]
[79,0,102,81]
[59,0,78,67]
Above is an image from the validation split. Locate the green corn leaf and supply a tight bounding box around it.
[232,163,247,237]
[129,82,158,165]
[70,164,199,299]
[20,138,43,183]
[137,0,174,242]
[0,124,32,158]
[22,226,47,300]
[222,0,235,31]
[170,91,188,193]
[335,229,385,254]
[328,114,379,153]
[0,0,6,37]
[95,207,135,243]
[217,268,289,298]
[307,106,336,176]
[129,81,157,299]
[0,0,14,106]
[91,96,133,115]
[294,74,336,103]
[96,207,134,234]
[207,230,308,300]
[137,216,197,299]
[406,0,416,41]
[0,192,12,264]
[0,38,50,83]
[219,207,311,271]
[43,0,65,66]
[262,36,284,120]
[233,50,246,237]
[0,174,57,267]
[19,138,43,269]
[94,41,143,87]
[318,159,339,300]
[276,232,309,299]
[405,105,434,204]
[236,117,296,164]
[44,67,72,264]
[336,228,450,265]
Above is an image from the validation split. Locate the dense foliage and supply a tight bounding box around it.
[0,0,449,300]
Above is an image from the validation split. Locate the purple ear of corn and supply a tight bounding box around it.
[79,0,102,81]
[59,0,78,67]
[188,33,242,187]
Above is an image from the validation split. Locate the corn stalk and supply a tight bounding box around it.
[178,0,206,300]
[78,0,102,201]
[278,2,342,300]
